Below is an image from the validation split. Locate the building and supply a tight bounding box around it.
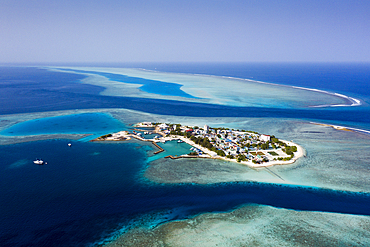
[204,125,209,133]
[260,134,271,142]
[158,123,169,130]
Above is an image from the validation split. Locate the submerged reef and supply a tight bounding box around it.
[106,204,370,247]
[51,67,356,109]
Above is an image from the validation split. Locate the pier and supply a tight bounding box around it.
[152,141,165,154]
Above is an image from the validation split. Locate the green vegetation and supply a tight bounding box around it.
[226,154,235,159]
[271,137,285,147]
[283,145,297,155]
[268,151,279,156]
[190,136,213,150]
[170,129,226,156]
[260,142,269,150]
[100,133,112,139]
[277,154,294,161]
[237,154,246,162]
[215,150,226,157]
[250,151,264,156]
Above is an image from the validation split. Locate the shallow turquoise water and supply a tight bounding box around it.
[0,113,126,140]
[134,130,159,140]
[61,68,197,99]
[148,140,193,162]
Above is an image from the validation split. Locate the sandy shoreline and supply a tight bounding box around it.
[311,121,370,135]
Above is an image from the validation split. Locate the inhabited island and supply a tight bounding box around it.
[93,122,305,167]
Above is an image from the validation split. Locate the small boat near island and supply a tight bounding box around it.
[33,159,47,165]
[178,140,184,143]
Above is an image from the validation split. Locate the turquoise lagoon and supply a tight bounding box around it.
[0,112,126,141]
[148,140,193,162]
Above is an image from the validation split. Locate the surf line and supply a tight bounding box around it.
[223,75,362,108]
[197,73,362,108]
[291,86,361,107]
[141,69,362,108]
[198,73,362,108]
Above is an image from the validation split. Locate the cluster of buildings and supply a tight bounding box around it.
[154,123,293,163]
[96,122,300,166]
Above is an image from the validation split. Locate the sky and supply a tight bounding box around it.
[1,0,370,63]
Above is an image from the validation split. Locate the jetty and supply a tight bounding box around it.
[152,142,164,154]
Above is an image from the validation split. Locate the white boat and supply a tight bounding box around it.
[33,159,46,165]
[68,143,72,147]
[178,140,184,143]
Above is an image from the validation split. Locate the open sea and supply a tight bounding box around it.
[1,63,370,246]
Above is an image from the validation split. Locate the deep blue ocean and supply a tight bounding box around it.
[1,63,370,246]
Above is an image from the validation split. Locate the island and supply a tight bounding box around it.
[94,122,304,167]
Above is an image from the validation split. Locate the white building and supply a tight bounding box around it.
[260,134,271,142]
[204,125,209,133]
[158,123,169,130]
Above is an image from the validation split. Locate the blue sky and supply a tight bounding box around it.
[1,0,369,63]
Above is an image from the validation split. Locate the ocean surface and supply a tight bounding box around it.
[0,63,370,246]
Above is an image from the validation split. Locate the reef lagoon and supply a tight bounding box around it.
[1,63,370,246]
